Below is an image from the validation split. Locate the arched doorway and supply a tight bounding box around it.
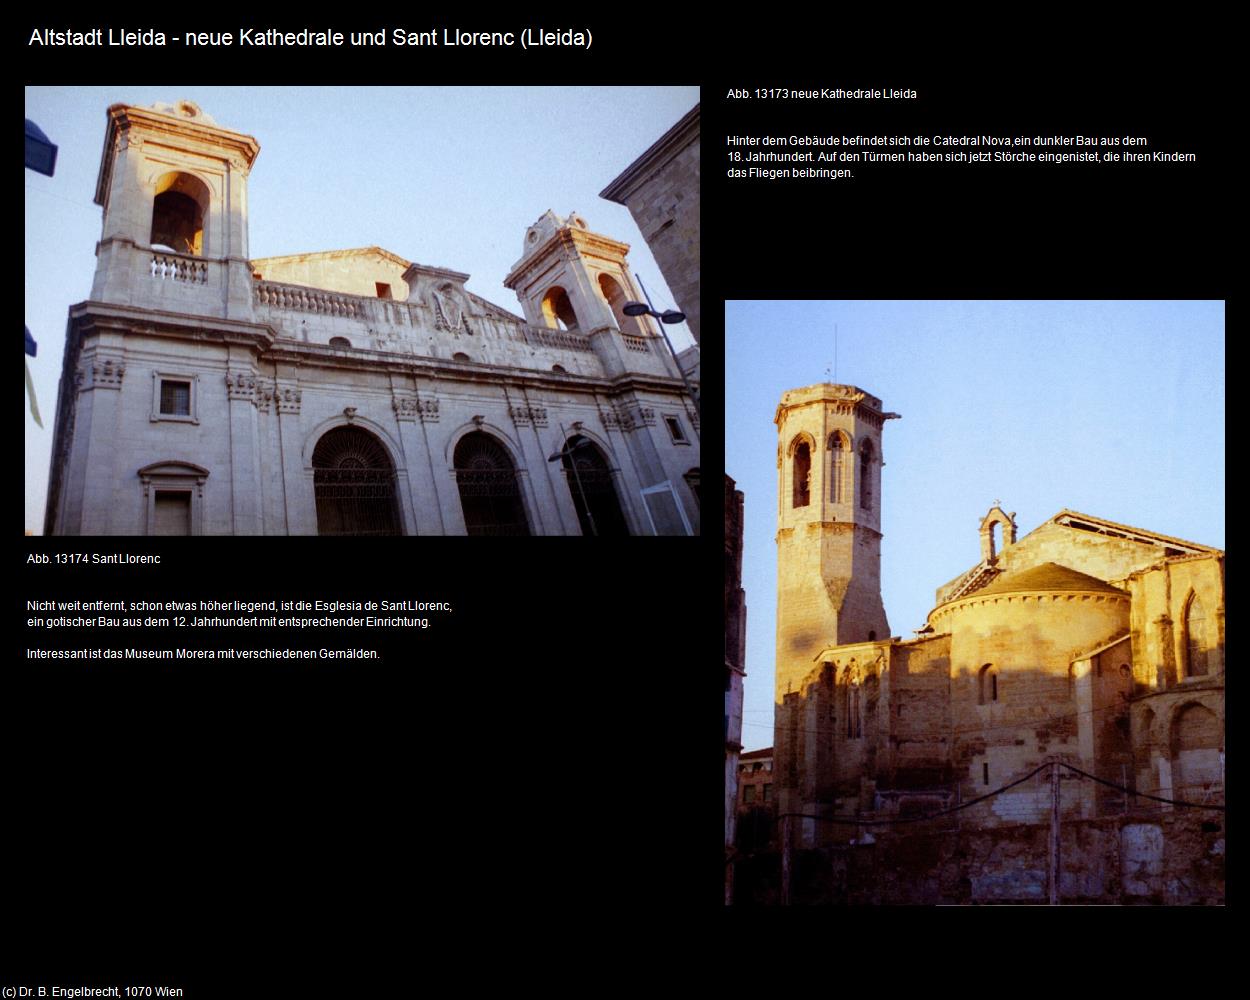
[312,426,401,535]
[454,432,530,536]
[560,435,629,536]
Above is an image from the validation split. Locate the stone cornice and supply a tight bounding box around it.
[929,588,1130,626]
[69,301,275,353]
[775,383,900,429]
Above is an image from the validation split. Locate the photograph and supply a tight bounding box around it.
[725,299,1224,904]
[24,86,700,536]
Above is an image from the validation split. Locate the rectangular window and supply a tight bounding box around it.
[743,785,755,804]
[376,282,392,299]
[664,415,687,443]
[763,783,771,803]
[983,762,990,786]
[160,380,191,416]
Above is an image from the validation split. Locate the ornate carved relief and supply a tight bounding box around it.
[509,404,549,428]
[78,357,126,391]
[393,395,420,422]
[276,384,302,414]
[598,403,655,432]
[225,370,257,402]
[255,381,275,413]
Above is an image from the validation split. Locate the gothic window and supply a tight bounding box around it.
[150,172,209,256]
[559,434,629,536]
[792,440,811,508]
[312,426,402,536]
[978,664,999,705]
[827,431,849,502]
[1185,595,1208,676]
[843,666,861,739]
[859,439,874,510]
[454,432,530,536]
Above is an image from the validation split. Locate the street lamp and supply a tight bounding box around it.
[622,276,700,436]
[548,426,597,536]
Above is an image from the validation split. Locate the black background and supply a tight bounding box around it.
[18,13,1227,979]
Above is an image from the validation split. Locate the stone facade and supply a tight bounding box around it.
[44,101,699,536]
[600,105,700,343]
[773,382,1225,862]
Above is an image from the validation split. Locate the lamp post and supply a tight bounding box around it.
[548,425,597,536]
[622,277,700,438]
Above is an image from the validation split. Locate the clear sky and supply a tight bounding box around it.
[726,300,1225,753]
[23,85,698,533]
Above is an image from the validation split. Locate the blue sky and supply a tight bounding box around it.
[727,300,1225,753]
[23,85,698,533]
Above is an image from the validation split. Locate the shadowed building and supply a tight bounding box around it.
[774,383,1224,849]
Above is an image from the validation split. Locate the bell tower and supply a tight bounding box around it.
[90,100,260,319]
[774,384,899,701]
[503,210,670,379]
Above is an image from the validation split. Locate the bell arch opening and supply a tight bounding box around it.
[597,273,646,336]
[312,426,402,536]
[541,286,580,331]
[150,171,210,256]
[454,432,530,536]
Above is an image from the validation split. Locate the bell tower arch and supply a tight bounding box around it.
[90,100,260,319]
[503,211,664,378]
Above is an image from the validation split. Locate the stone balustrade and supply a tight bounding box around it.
[255,280,366,318]
[519,325,595,353]
[150,251,210,284]
[622,334,651,354]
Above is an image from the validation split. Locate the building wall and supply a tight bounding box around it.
[599,106,700,342]
[252,250,412,301]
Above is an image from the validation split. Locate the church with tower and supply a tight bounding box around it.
[773,382,1224,847]
[43,100,699,536]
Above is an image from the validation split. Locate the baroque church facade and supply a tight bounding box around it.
[774,383,1224,845]
[44,100,700,536]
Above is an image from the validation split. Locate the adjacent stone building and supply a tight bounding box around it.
[601,105,699,343]
[44,100,700,536]
[774,383,1225,849]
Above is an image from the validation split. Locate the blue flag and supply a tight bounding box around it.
[25,326,37,357]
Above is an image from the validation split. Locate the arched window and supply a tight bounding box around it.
[1185,594,1208,676]
[560,434,629,536]
[827,431,849,502]
[859,439,874,510]
[150,172,210,256]
[978,663,999,705]
[792,440,811,508]
[454,432,530,536]
[312,427,401,536]
[541,286,579,331]
[329,337,351,349]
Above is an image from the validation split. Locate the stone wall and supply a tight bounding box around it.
[734,810,1224,905]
